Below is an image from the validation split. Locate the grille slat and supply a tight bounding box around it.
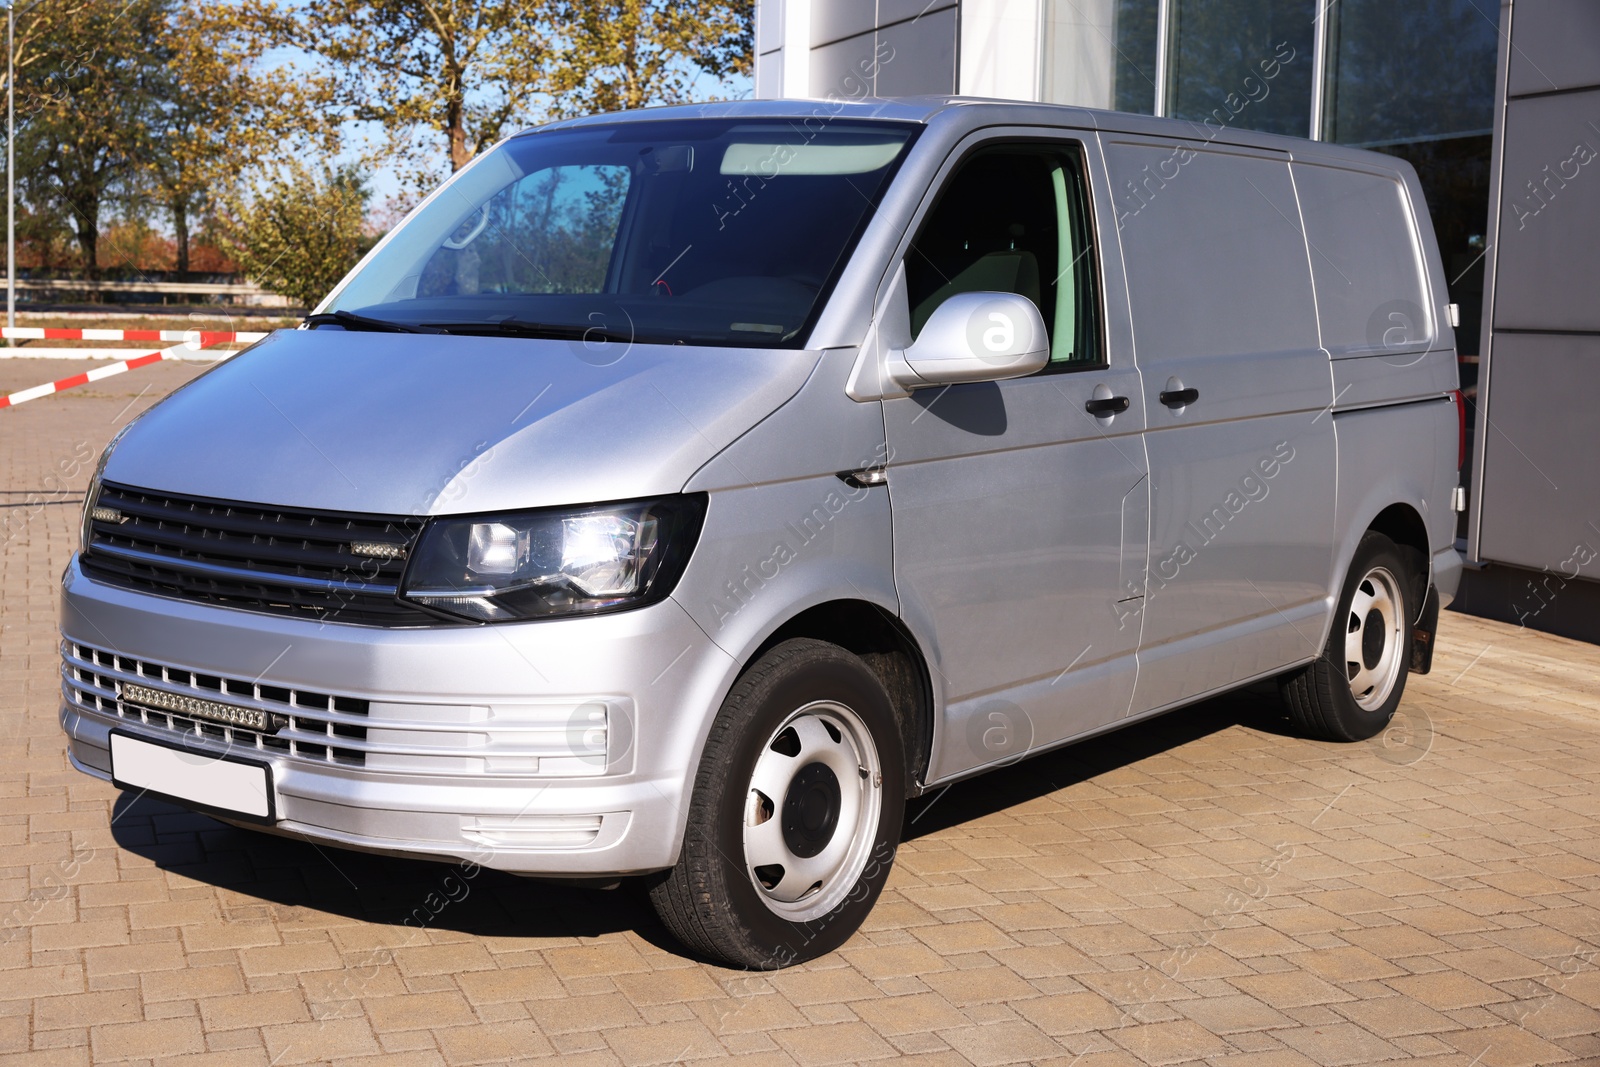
[95,518,381,574]
[89,541,399,595]
[64,647,371,732]
[63,641,367,766]
[83,483,437,625]
[109,490,406,548]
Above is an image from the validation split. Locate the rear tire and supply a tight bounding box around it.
[649,639,905,968]
[1281,531,1416,741]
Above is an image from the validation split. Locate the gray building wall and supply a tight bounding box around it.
[1459,0,1600,640]
[811,1,959,98]
[755,1,965,100]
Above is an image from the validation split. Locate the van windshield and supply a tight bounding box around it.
[323,119,919,347]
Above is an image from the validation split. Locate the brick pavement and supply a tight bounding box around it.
[3,358,1599,1066]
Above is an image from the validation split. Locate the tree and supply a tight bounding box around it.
[220,163,372,308]
[16,0,171,277]
[9,0,758,294]
[205,0,555,184]
[0,0,93,100]
[203,0,755,193]
[550,0,752,117]
[151,3,336,276]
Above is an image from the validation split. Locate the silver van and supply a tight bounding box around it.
[61,97,1465,968]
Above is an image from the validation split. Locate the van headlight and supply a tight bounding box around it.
[399,495,705,622]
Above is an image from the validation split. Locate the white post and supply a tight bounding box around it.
[781,0,810,98]
[1153,0,1171,117]
[1309,0,1331,140]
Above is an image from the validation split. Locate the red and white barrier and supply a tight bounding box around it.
[0,343,233,410]
[1,327,267,344]
[0,326,274,409]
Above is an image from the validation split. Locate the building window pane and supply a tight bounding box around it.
[1042,0,1157,113]
[1325,0,1499,146]
[1324,0,1500,364]
[1114,0,1159,114]
[1167,0,1315,137]
[1382,135,1493,358]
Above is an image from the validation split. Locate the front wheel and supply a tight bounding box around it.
[649,639,905,968]
[1281,531,1417,741]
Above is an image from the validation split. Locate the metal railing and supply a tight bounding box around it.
[0,276,287,302]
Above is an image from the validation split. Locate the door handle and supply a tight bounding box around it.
[1159,387,1199,408]
[1085,395,1130,416]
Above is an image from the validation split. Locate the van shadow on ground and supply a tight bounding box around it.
[108,683,1295,961]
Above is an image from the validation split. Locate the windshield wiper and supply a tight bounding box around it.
[304,310,445,334]
[426,318,636,343]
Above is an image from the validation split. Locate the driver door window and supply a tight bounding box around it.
[904,144,1100,368]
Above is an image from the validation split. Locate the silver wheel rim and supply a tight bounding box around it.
[743,700,883,923]
[1345,564,1405,711]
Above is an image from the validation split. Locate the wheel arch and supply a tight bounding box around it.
[750,599,934,798]
[1365,501,1431,616]
[1367,501,1429,562]
[1330,401,1455,634]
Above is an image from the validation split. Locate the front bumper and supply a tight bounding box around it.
[59,556,733,875]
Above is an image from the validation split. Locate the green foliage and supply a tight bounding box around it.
[15,0,174,274]
[208,0,556,181]
[209,0,754,190]
[550,0,754,117]
[220,165,373,309]
[153,3,335,274]
[7,0,755,296]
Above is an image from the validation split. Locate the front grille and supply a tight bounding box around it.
[63,642,615,778]
[62,641,368,765]
[81,482,441,625]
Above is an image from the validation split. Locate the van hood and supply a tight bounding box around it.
[102,330,821,515]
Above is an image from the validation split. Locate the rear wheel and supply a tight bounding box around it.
[1281,531,1416,741]
[649,639,905,968]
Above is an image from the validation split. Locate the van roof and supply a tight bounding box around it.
[528,96,1408,172]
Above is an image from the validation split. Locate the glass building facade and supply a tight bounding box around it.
[1044,0,1500,361]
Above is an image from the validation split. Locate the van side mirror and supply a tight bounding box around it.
[887,291,1049,390]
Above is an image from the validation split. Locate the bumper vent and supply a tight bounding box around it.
[81,482,440,626]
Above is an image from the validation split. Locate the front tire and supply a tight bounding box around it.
[1281,531,1416,741]
[649,639,905,969]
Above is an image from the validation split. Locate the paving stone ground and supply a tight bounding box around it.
[3,358,1599,1066]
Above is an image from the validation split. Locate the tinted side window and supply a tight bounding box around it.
[905,144,1101,367]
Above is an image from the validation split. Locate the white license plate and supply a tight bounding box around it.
[110,732,275,822]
